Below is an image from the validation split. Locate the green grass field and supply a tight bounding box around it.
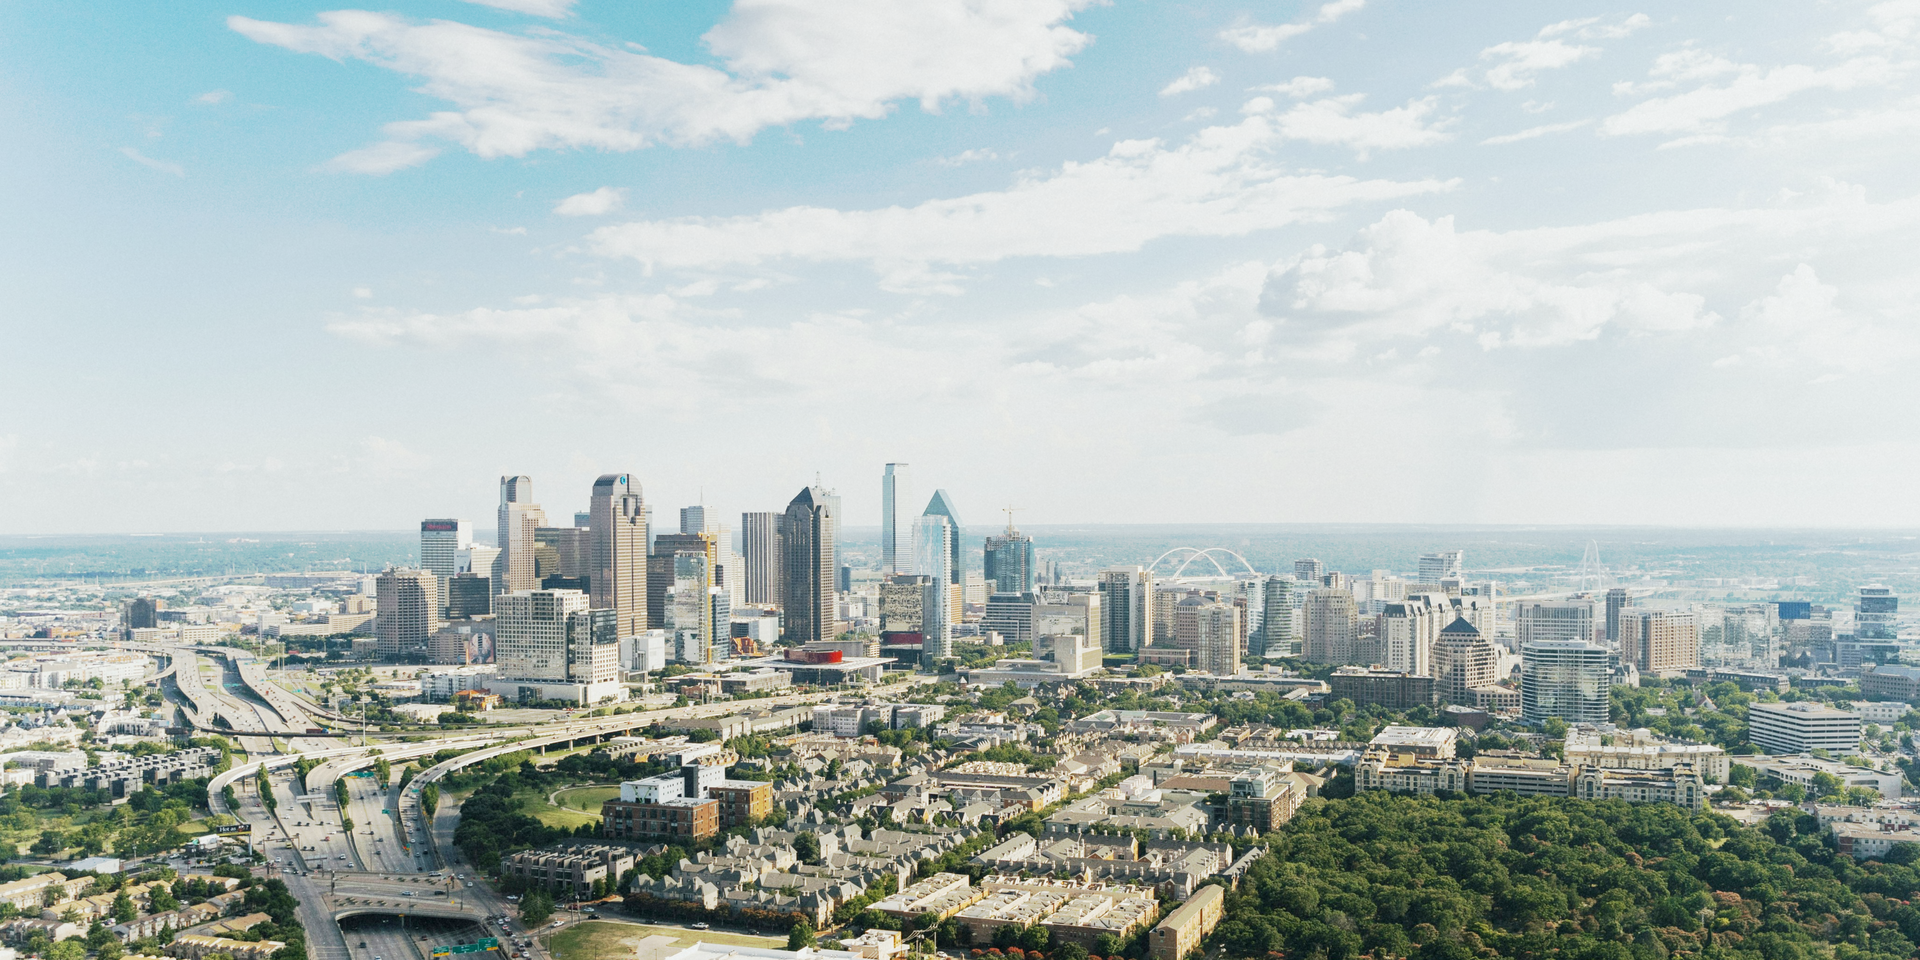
[552,785,622,812]
[543,920,780,960]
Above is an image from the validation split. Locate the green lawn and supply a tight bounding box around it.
[552,786,622,812]
[543,920,780,960]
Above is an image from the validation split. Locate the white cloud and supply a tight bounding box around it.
[1439,14,1647,91]
[1727,264,1907,375]
[352,287,374,299]
[584,114,1455,276]
[936,148,1001,166]
[1480,119,1590,145]
[119,147,184,177]
[325,139,441,174]
[1263,210,1718,348]
[1246,94,1455,158]
[1254,76,1337,99]
[195,89,233,104]
[1220,0,1364,54]
[233,1,1096,171]
[554,186,628,216]
[459,0,574,17]
[1160,66,1220,98]
[1604,51,1901,136]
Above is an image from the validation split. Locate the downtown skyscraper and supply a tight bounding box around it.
[780,485,838,643]
[983,518,1035,595]
[495,475,545,594]
[740,511,780,605]
[419,518,469,615]
[589,473,647,637]
[881,463,912,575]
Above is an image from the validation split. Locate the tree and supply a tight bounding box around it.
[149,883,178,913]
[794,831,821,865]
[47,939,85,960]
[32,830,65,856]
[788,922,817,951]
[520,889,554,925]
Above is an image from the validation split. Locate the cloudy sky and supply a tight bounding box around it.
[5,1,1920,534]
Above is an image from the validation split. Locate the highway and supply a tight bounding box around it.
[174,640,938,960]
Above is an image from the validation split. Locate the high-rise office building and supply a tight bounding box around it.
[493,589,620,704]
[911,513,952,662]
[1256,576,1296,658]
[983,520,1035,595]
[1515,600,1595,646]
[1417,550,1464,584]
[567,607,622,690]
[1303,588,1358,664]
[1605,588,1629,644]
[1857,586,1899,640]
[1521,639,1611,725]
[1294,558,1325,583]
[534,526,590,580]
[495,476,546,594]
[419,519,470,615]
[496,589,589,683]
[375,567,441,661]
[879,575,929,637]
[590,473,647,637]
[1098,566,1154,655]
[1035,594,1101,650]
[448,573,492,619]
[679,505,710,535]
[649,531,717,630]
[779,485,838,643]
[1376,593,1445,675]
[1621,611,1700,676]
[1433,616,1499,705]
[123,597,162,633]
[881,463,913,575]
[982,592,1037,645]
[574,511,592,529]
[740,512,781,605]
[1193,599,1243,676]
[922,490,965,585]
[667,551,714,665]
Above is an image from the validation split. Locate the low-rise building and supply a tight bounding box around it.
[1563,730,1731,783]
[720,670,792,695]
[1149,885,1224,960]
[165,935,284,960]
[870,873,985,922]
[1735,754,1904,799]
[1328,667,1434,710]
[499,843,639,897]
[1860,663,1920,703]
[1747,701,1862,755]
[1368,726,1458,760]
[1354,750,1707,811]
[709,780,773,829]
[1224,765,1302,834]
[1063,711,1217,743]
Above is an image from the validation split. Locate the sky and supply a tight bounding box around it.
[5,1,1920,534]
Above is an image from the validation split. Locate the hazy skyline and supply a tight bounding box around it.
[6,2,1920,533]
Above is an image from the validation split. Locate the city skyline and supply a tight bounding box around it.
[9,3,1920,533]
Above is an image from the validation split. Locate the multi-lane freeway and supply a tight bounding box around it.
[171,643,899,960]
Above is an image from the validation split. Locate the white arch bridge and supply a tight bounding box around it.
[1146,547,1262,579]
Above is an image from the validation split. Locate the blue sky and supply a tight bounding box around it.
[6,1,1920,534]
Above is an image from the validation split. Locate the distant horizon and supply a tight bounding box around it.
[6,522,1920,540]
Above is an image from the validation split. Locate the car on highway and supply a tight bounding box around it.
[690,923,710,930]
